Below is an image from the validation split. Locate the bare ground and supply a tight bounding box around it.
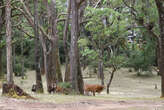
[0,68,164,110]
[0,97,164,110]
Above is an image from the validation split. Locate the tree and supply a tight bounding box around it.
[155,0,164,97]
[63,0,71,82]
[0,0,5,80]
[6,0,13,84]
[34,0,44,93]
[70,0,85,94]
[122,0,158,74]
[70,0,80,93]
[82,5,126,85]
[17,0,64,92]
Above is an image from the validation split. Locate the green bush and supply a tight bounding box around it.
[125,40,156,72]
[58,82,71,89]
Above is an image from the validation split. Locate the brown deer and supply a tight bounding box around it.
[84,84,105,96]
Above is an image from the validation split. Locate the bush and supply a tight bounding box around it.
[125,40,156,73]
[58,82,71,89]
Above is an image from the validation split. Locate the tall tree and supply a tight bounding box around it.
[64,0,71,82]
[70,0,84,94]
[34,0,44,93]
[6,0,13,84]
[155,0,164,97]
[0,0,5,80]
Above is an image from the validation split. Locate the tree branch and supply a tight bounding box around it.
[77,0,86,8]
[18,0,51,40]
[16,26,34,38]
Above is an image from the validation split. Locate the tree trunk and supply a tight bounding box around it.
[0,0,5,80]
[0,48,3,80]
[39,0,57,93]
[156,38,160,75]
[56,52,63,82]
[44,0,61,92]
[70,0,80,92]
[39,34,50,92]
[155,0,164,97]
[98,60,104,85]
[64,0,71,82]
[34,0,44,93]
[64,63,70,82]
[107,66,116,94]
[21,36,25,79]
[77,49,84,94]
[6,0,13,84]
[50,0,63,83]
[98,50,104,85]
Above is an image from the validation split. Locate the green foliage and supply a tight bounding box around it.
[58,82,71,89]
[125,39,156,72]
[108,55,126,68]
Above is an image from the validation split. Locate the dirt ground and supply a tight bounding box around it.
[0,68,164,110]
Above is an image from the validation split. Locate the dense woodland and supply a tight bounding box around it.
[0,0,164,98]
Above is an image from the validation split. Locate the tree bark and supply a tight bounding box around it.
[50,0,63,83]
[0,1,4,79]
[0,48,3,80]
[6,0,13,84]
[107,66,116,94]
[98,60,104,85]
[156,38,160,75]
[64,0,71,82]
[70,0,84,94]
[98,50,104,85]
[34,0,44,93]
[77,49,84,94]
[21,35,25,79]
[155,0,164,97]
[70,0,80,92]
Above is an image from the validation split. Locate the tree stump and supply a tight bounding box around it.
[2,83,35,99]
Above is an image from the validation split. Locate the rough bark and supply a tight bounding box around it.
[155,0,164,97]
[64,63,70,82]
[70,0,84,94]
[77,49,84,94]
[34,0,44,93]
[44,0,63,92]
[56,53,63,82]
[50,0,63,83]
[0,48,3,80]
[0,0,4,80]
[64,0,71,82]
[70,0,80,92]
[6,0,13,84]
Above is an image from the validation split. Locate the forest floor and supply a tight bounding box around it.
[0,68,164,110]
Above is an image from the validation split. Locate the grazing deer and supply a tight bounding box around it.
[84,84,105,96]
